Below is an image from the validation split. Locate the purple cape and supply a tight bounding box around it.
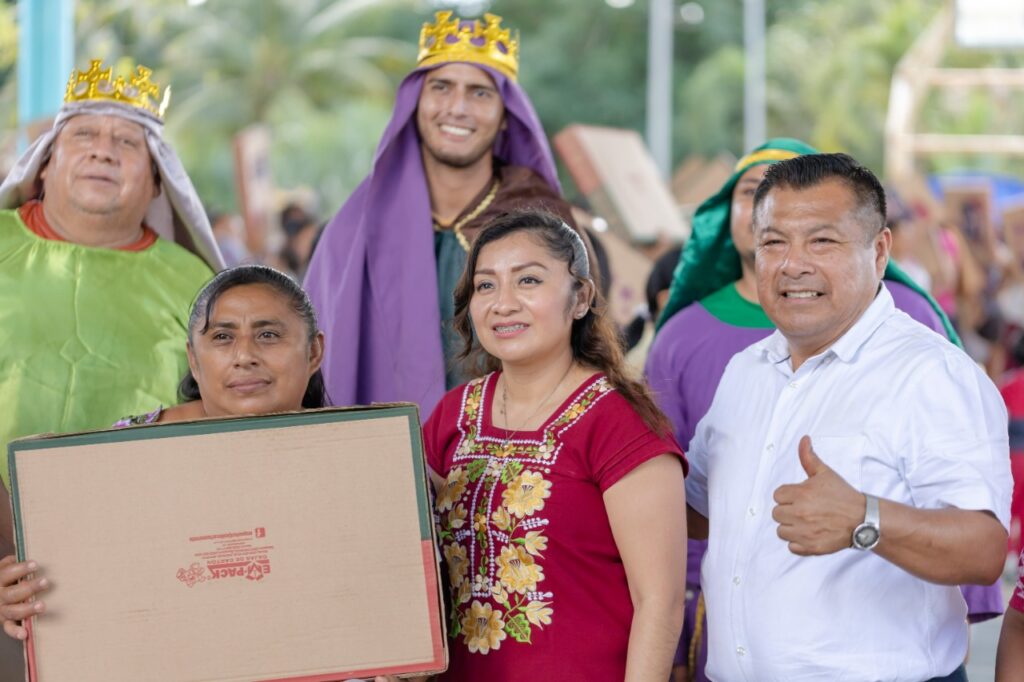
[303,64,560,415]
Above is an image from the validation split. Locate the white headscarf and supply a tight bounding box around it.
[0,100,224,270]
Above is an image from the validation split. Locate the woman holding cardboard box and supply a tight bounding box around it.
[421,209,688,681]
[0,264,328,639]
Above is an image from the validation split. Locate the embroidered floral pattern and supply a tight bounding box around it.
[463,600,507,654]
[497,545,544,594]
[112,406,163,428]
[437,467,469,512]
[502,471,551,518]
[436,373,615,654]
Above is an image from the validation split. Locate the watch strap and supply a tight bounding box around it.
[864,493,880,528]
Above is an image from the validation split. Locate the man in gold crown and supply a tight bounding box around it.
[305,11,581,416]
[0,60,223,498]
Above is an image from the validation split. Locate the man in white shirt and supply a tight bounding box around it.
[686,153,1011,682]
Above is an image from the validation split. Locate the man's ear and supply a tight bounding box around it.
[875,227,893,276]
[38,153,51,186]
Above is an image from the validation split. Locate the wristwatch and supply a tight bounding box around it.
[851,494,881,550]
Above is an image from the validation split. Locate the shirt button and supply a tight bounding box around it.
[733,576,741,586]
[748,507,756,517]
[736,646,747,656]
[766,443,774,451]
[789,381,798,389]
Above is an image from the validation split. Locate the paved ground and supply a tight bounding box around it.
[968,614,1001,681]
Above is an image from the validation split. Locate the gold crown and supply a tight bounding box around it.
[417,11,519,81]
[64,59,171,119]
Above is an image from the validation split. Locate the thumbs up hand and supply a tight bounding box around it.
[772,436,865,556]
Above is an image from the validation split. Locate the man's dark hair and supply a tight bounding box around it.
[752,153,888,238]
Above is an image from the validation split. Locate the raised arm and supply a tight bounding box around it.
[773,436,1007,585]
[604,454,687,682]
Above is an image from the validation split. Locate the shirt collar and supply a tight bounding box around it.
[752,282,896,366]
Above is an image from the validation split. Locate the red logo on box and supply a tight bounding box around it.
[179,527,273,587]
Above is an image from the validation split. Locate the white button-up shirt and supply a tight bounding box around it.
[686,287,1011,682]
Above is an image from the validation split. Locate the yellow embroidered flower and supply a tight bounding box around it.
[497,545,544,594]
[465,389,482,415]
[462,600,507,655]
[496,441,517,458]
[491,506,512,531]
[502,470,551,518]
[562,403,585,422]
[489,582,510,605]
[457,580,472,604]
[521,530,548,556]
[523,600,553,626]
[444,543,469,588]
[473,512,489,532]
[437,468,469,512]
[448,503,468,529]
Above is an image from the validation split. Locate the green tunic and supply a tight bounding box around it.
[0,209,213,487]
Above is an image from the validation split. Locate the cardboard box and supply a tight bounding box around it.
[8,405,446,682]
[598,229,654,327]
[554,124,689,244]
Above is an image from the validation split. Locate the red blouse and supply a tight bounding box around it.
[424,371,686,681]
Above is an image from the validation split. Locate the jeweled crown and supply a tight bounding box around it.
[417,11,520,81]
[64,59,171,119]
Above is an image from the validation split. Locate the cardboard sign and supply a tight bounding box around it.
[554,124,689,244]
[8,406,446,682]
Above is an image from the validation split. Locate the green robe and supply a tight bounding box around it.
[0,209,213,487]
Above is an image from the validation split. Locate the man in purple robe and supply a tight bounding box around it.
[304,12,575,415]
[645,138,1001,682]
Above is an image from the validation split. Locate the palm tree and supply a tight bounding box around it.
[160,0,415,133]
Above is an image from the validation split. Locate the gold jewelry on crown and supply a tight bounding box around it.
[64,59,171,119]
[417,11,520,82]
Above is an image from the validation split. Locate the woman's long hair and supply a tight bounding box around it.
[452,209,670,435]
[179,265,329,409]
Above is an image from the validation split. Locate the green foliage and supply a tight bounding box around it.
[2,0,1022,211]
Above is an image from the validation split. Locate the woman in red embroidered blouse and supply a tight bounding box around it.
[422,210,688,681]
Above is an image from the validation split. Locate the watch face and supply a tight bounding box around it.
[854,525,880,549]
